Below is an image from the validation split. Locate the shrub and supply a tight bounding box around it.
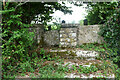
[1,3,35,78]
[99,7,120,79]
[99,8,120,63]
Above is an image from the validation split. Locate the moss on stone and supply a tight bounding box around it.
[46,50,77,59]
[85,62,89,65]
[38,36,45,47]
[69,51,77,56]
[91,63,101,69]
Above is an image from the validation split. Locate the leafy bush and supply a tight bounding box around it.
[97,6,120,79]
[99,8,120,64]
[86,2,119,25]
[78,65,98,74]
[1,2,72,78]
[86,2,120,67]
[99,9,120,48]
[45,24,61,31]
[1,3,36,78]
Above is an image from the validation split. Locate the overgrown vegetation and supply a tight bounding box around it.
[86,2,119,25]
[1,1,120,79]
[1,2,73,78]
[99,8,120,78]
[79,43,120,79]
[86,1,120,79]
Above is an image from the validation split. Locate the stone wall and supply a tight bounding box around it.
[44,30,59,46]
[28,24,44,43]
[77,25,104,45]
[29,24,104,47]
[60,28,77,47]
[28,24,59,47]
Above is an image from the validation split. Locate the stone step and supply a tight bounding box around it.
[49,49,99,59]
[75,50,99,58]
[64,73,115,78]
[55,59,102,69]
[49,49,115,78]
[55,59,115,78]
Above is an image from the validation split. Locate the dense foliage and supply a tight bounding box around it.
[86,2,119,25]
[9,2,72,24]
[1,2,73,78]
[2,2,35,78]
[99,8,120,49]
[99,7,120,64]
[86,1,120,63]
[86,1,120,78]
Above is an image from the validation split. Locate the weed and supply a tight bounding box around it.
[78,65,98,74]
[72,65,77,71]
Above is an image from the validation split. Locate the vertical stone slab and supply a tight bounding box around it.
[44,30,60,47]
[77,25,104,45]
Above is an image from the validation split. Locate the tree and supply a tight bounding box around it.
[98,2,120,77]
[1,1,74,78]
[86,2,119,25]
[2,2,73,24]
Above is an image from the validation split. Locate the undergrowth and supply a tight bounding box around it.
[79,43,120,79]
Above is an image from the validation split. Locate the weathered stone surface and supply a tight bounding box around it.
[29,24,104,47]
[71,42,77,46]
[75,50,99,58]
[60,38,70,42]
[77,25,104,45]
[44,30,59,46]
[60,28,77,47]
[64,73,115,78]
[62,34,68,37]
[61,24,79,28]
[49,49,99,58]
[60,28,77,33]
[60,30,64,33]
[69,33,76,38]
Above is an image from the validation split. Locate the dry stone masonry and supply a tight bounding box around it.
[44,30,59,46]
[60,28,77,47]
[59,24,103,47]
[77,25,104,45]
[29,24,104,47]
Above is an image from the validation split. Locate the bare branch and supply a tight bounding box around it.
[15,0,30,10]
[3,0,6,9]
[0,37,7,43]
